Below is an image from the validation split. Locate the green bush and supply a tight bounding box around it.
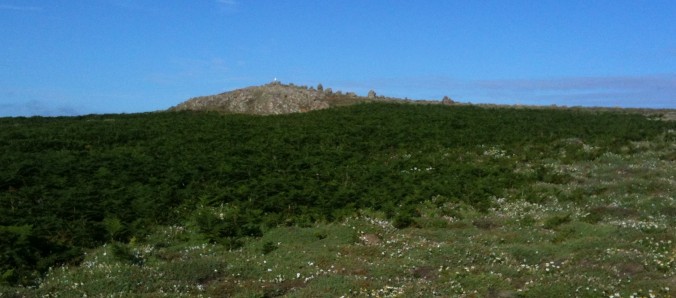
[192,203,262,249]
[0,225,39,285]
[261,241,278,254]
[110,242,143,265]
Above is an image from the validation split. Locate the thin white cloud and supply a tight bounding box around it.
[466,75,676,108]
[337,74,676,109]
[468,76,676,95]
[357,75,676,92]
[0,4,42,11]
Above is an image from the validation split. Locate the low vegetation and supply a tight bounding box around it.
[1,103,674,296]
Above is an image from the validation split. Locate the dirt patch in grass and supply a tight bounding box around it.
[617,262,645,277]
[411,266,437,280]
[349,267,369,276]
[358,233,382,246]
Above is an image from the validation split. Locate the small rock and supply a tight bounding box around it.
[359,233,381,246]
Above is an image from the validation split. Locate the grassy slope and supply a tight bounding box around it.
[1,103,674,297]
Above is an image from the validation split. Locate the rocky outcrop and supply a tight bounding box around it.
[441,96,455,105]
[169,82,331,115]
[170,81,460,115]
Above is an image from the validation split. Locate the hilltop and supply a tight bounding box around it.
[169,81,676,121]
[169,81,452,115]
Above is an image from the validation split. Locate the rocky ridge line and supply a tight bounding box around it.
[169,81,454,115]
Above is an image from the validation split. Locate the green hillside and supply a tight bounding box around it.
[1,103,674,296]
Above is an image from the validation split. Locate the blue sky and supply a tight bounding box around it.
[1,0,675,116]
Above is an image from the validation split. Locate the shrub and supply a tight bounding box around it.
[110,242,143,265]
[192,203,262,249]
[102,216,125,241]
[261,241,278,254]
[392,207,419,229]
[0,225,38,285]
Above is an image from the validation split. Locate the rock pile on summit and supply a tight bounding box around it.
[170,82,332,115]
[170,81,456,115]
